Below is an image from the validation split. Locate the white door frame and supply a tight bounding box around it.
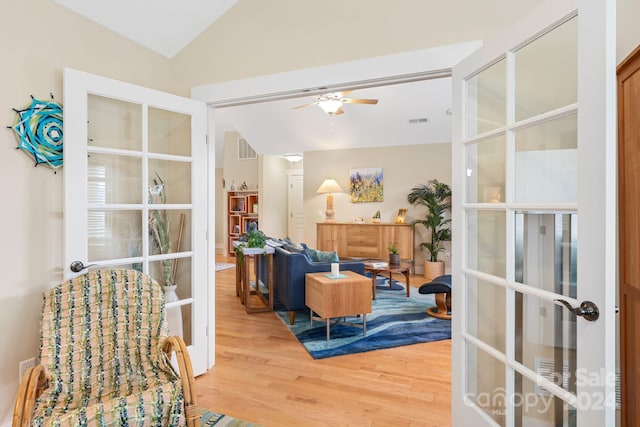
[195,41,481,371]
[191,42,481,106]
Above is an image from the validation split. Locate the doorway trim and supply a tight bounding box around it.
[195,41,481,370]
[191,41,481,107]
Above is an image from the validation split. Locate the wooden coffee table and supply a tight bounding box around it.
[364,261,412,299]
[305,270,372,340]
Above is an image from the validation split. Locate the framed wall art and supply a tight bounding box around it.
[349,167,383,203]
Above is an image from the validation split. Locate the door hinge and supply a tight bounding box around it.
[206,325,209,337]
[206,134,209,144]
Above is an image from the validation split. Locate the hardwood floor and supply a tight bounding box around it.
[196,256,452,426]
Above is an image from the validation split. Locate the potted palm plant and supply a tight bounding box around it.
[407,179,452,281]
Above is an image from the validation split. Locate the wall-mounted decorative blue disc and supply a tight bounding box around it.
[10,95,63,171]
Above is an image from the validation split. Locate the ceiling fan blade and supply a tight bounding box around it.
[334,107,345,115]
[343,98,378,105]
[334,90,353,98]
[291,102,318,110]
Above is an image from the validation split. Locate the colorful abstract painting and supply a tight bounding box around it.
[350,167,383,202]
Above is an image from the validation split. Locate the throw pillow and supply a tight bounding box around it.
[305,246,339,263]
[282,236,305,252]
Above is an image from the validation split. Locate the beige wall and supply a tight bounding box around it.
[302,143,452,270]
[219,131,259,254]
[223,131,259,191]
[286,158,304,170]
[258,155,289,238]
[618,0,640,63]
[171,0,549,92]
[0,1,178,423]
[215,167,225,253]
[226,143,452,270]
[172,0,640,94]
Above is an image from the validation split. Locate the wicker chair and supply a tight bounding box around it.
[13,269,200,427]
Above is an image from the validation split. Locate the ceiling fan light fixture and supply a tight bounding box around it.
[282,153,303,162]
[318,99,343,115]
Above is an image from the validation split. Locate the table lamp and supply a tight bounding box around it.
[316,178,343,221]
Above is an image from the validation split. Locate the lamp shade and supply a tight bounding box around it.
[316,179,343,194]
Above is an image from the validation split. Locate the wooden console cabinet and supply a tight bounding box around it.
[316,222,414,261]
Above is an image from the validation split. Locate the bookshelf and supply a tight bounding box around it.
[227,190,259,255]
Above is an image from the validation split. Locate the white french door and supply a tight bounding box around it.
[63,68,209,375]
[452,0,616,426]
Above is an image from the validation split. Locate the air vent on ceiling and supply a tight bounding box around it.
[408,117,428,124]
[237,137,256,160]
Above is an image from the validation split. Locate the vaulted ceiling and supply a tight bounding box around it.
[52,0,551,165]
[52,0,238,58]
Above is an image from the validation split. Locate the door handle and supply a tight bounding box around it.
[69,260,97,273]
[554,299,599,321]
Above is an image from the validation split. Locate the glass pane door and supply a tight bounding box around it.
[86,94,195,343]
[64,68,209,374]
[452,1,616,425]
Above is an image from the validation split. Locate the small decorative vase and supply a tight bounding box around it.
[163,285,184,339]
[389,253,400,265]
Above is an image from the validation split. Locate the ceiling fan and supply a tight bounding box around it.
[292,90,378,115]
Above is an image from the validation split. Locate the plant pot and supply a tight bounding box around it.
[163,285,184,339]
[423,260,445,282]
[389,253,400,265]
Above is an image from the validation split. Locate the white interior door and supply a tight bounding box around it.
[63,68,209,375]
[451,0,616,426]
[288,172,304,243]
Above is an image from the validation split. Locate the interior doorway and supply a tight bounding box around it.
[200,43,480,378]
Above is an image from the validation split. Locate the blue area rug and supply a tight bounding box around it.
[370,273,405,290]
[201,409,262,426]
[275,280,451,359]
[215,262,235,272]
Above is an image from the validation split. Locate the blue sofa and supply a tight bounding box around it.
[274,245,365,324]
